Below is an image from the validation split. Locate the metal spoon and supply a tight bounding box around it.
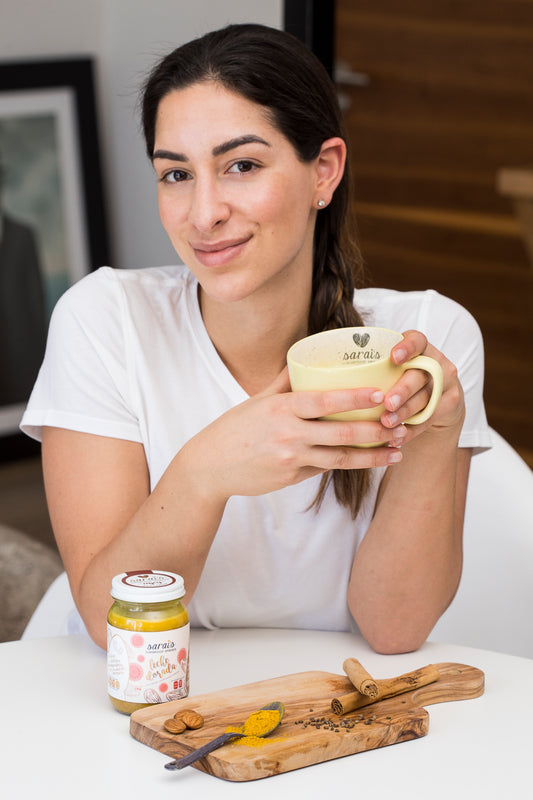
[164,701,285,771]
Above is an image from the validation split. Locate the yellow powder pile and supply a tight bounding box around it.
[226,708,283,748]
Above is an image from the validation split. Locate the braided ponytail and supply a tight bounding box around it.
[308,167,370,518]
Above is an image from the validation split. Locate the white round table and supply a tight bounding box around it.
[1,628,530,798]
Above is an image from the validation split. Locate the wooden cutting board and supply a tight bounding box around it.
[130,662,484,782]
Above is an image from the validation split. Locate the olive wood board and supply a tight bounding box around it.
[130,662,484,782]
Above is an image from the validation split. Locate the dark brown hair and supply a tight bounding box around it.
[141,24,369,517]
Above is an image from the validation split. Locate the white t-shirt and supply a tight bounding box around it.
[21,266,492,632]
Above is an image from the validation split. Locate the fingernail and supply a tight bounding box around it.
[388,395,401,411]
[392,424,406,439]
[388,450,402,464]
[370,391,385,403]
[393,348,407,364]
[384,412,399,426]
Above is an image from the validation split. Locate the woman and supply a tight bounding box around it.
[21,24,491,653]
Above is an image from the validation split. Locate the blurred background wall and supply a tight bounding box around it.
[1,0,531,466]
[0,0,283,271]
[333,1,533,465]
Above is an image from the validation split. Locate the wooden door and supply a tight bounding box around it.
[335,0,533,465]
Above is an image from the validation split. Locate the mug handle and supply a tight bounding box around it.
[398,355,444,425]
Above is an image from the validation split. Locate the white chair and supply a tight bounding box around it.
[430,428,533,659]
[21,570,83,640]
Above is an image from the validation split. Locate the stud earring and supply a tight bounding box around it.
[317,199,326,208]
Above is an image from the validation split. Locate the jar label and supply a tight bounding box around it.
[107,623,190,704]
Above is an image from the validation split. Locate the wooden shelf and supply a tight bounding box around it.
[497,166,533,266]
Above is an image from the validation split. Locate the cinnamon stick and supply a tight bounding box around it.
[331,664,441,715]
[343,658,379,698]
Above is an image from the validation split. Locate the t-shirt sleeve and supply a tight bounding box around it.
[20,268,142,443]
[415,290,492,452]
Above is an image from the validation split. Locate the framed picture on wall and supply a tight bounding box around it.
[0,58,110,458]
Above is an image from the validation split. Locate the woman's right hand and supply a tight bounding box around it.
[181,367,405,502]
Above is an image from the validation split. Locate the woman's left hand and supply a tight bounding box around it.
[379,330,465,438]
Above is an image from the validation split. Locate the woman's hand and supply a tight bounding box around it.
[181,367,408,502]
[378,330,465,440]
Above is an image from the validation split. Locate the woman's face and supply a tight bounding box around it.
[152,81,323,305]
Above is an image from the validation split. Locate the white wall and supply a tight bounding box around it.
[0,0,283,268]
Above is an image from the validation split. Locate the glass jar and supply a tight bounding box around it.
[107,570,189,714]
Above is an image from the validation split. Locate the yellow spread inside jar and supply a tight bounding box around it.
[107,571,189,714]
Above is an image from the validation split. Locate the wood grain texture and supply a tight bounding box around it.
[130,662,484,782]
[336,0,533,465]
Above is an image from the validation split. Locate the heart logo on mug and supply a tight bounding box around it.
[353,333,370,347]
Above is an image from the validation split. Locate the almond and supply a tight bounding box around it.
[181,710,204,729]
[163,717,186,734]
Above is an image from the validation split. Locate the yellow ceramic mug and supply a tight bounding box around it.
[287,327,444,446]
